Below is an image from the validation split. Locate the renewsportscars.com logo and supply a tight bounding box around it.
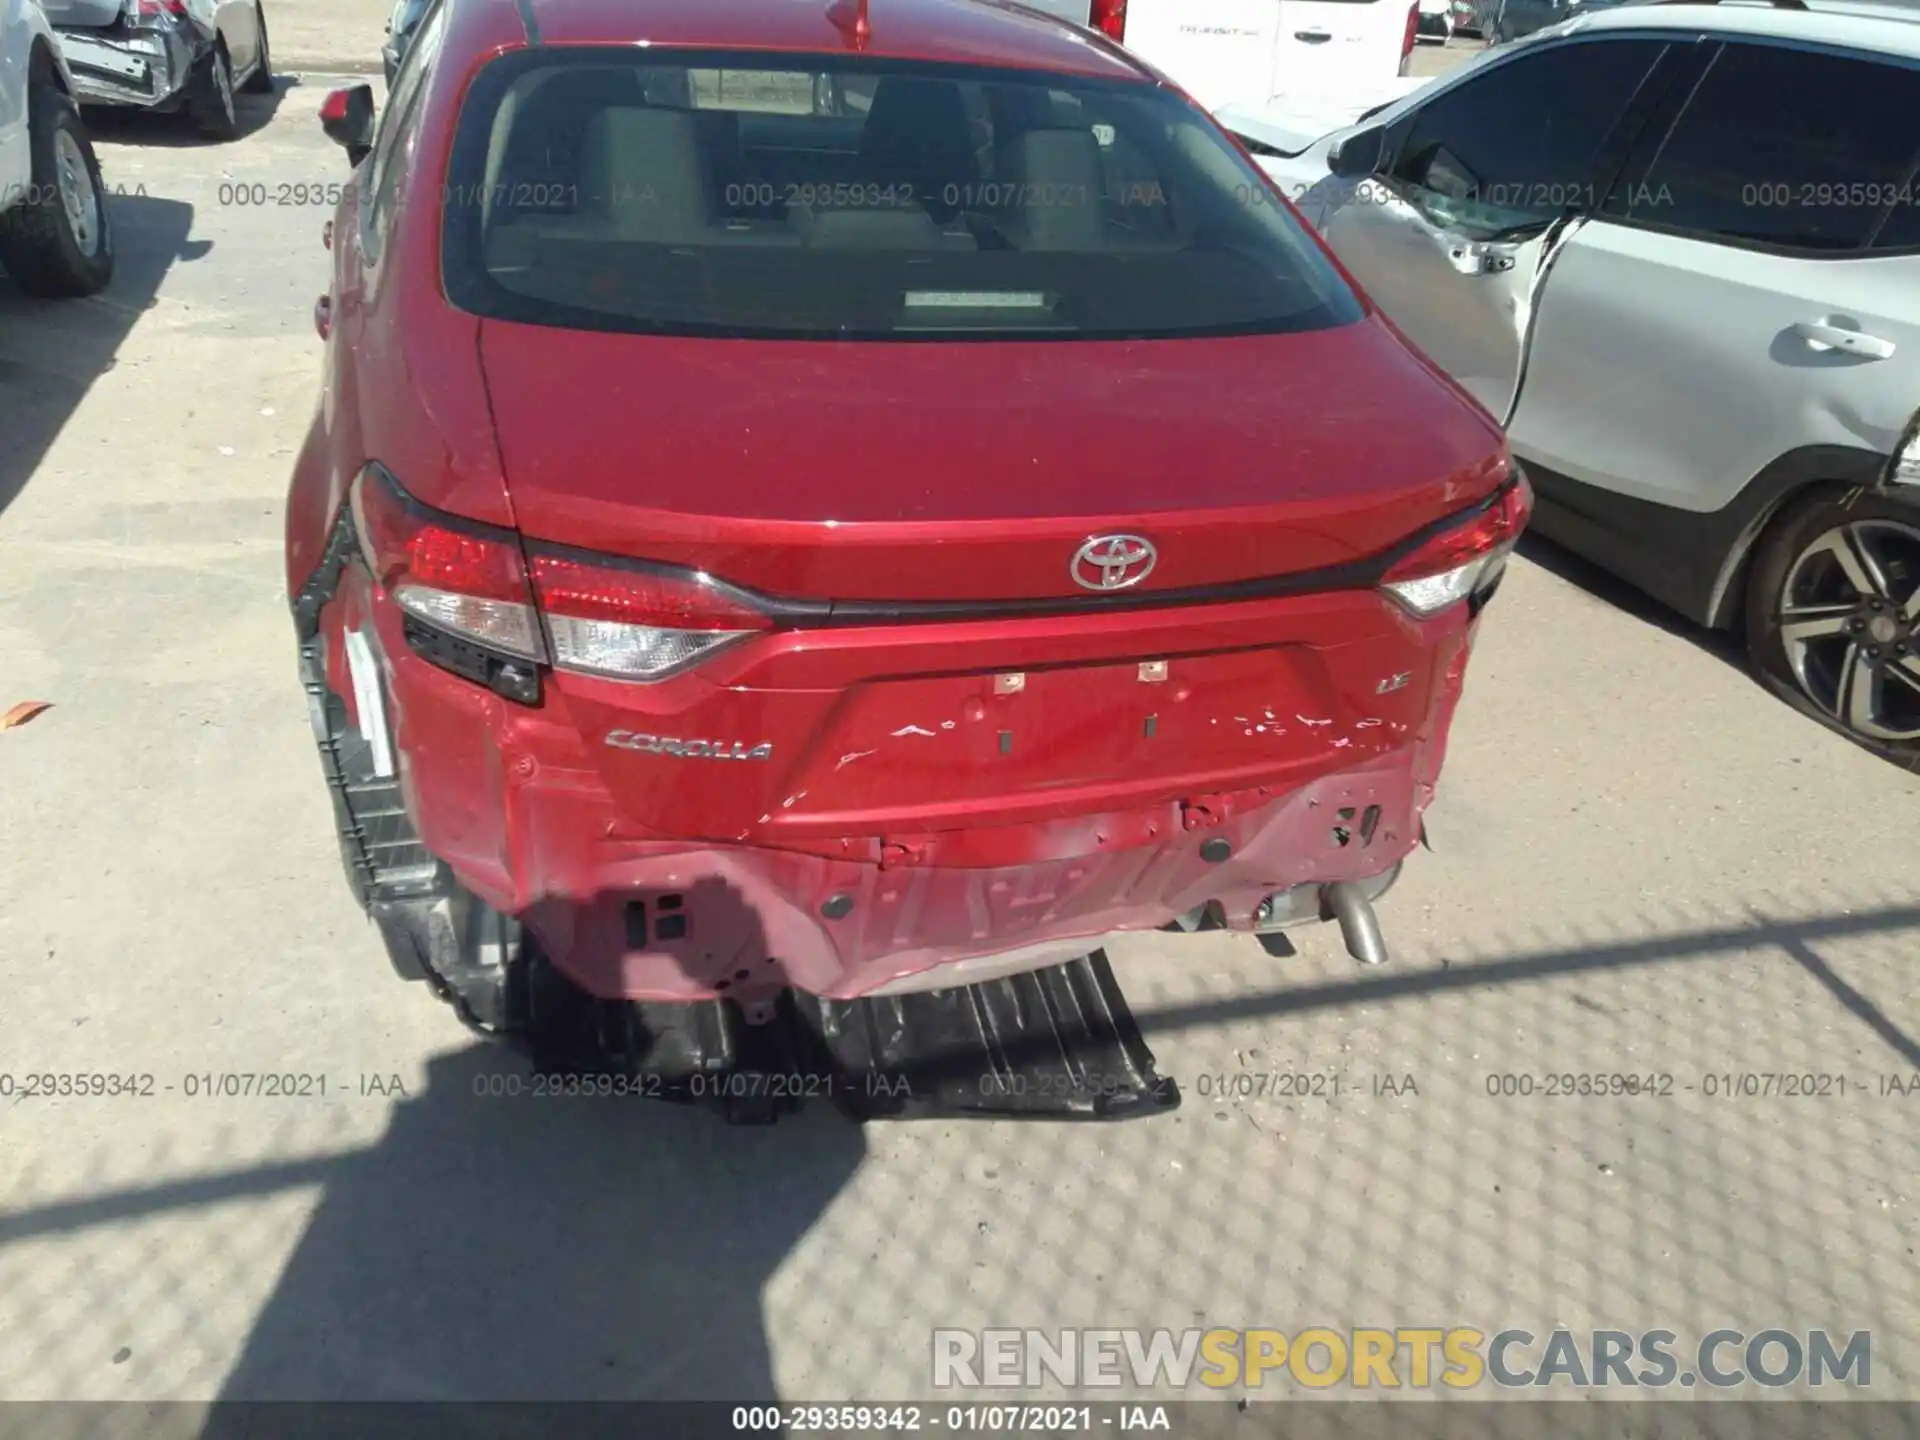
[931,1328,1872,1391]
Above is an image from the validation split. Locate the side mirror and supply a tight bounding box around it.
[320,84,376,168]
[1327,124,1386,180]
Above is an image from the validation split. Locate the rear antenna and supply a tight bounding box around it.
[827,0,871,50]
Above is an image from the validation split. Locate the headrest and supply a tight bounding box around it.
[1000,128,1106,250]
[576,106,710,240]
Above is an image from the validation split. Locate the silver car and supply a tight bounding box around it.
[39,0,271,141]
[1254,2,1920,761]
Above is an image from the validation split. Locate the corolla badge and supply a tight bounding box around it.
[1072,534,1157,592]
[606,731,772,761]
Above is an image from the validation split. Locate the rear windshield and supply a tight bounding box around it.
[440,50,1363,341]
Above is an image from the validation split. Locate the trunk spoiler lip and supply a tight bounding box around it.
[361,460,1525,629]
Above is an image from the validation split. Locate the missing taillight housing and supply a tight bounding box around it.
[1090,0,1127,41]
[1380,473,1534,617]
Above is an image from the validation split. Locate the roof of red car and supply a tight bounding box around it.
[464,0,1152,81]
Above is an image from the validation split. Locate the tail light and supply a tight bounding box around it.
[1380,473,1533,617]
[350,468,546,701]
[135,0,189,16]
[528,551,770,681]
[348,467,773,699]
[1090,0,1128,42]
[1401,1,1420,65]
[352,469,543,659]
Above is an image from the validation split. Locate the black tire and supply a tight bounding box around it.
[241,5,275,94]
[0,80,114,299]
[1745,487,1920,768]
[187,44,241,140]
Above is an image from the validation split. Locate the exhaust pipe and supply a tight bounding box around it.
[1322,881,1389,966]
[1251,862,1402,937]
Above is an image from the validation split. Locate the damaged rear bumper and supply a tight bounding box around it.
[294,529,1466,1121]
[298,514,1468,1008]
[504,752,1428,1004]
[55,21,200,107]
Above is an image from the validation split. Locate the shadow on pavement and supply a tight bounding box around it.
[188,872,872,1407]
[81,74,288,148]
[0,191,204,519]
[1516,530,1750,672]
[1517,529,1920,773]
[0,901,1913,1417]
[203,1044,868,1405]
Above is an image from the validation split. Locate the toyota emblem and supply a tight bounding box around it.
[1071,534,1157,592]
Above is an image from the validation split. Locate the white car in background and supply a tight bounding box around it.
[1022,0,1422,113]
[0,0,112,296]
[1246,0,1920,761]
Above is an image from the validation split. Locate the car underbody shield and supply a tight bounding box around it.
[525,943,1182,1125]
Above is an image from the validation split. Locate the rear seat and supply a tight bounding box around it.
[489,103,985,269]
[488,105,793,266]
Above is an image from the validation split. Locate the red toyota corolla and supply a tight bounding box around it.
[289,0,1527,1118]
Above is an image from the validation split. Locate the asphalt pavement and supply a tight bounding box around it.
[0,41,1917,1415]
[270,0,392,74]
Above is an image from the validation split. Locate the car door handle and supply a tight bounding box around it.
[1443,236,1518,276]
[314,294,332,341]
[1793,320,1895,360]
[1294,29,1333,40]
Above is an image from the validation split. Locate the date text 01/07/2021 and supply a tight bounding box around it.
[729,1404,1173,1433]
[0,1072,407,1098]
[468,1069,913,1100]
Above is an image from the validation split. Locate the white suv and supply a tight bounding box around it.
[0,0,112,296]
[1254,0,1920,761]
[1018,0,1422,113]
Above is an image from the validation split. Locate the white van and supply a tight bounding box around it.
[1020,0,1420,113]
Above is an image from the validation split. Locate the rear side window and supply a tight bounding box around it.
[440,51,1362,341]
[1381,39,1667,236]
[1610,42,1920,252]
[1872,190,1920,252]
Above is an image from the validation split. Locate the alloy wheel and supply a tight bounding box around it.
[1778,518,1920,741]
